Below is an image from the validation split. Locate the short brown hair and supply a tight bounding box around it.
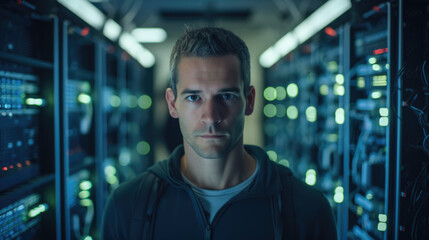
[170,27,250,96]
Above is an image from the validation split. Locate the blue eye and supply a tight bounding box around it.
[186,95,200,102]
[221,93,237,101]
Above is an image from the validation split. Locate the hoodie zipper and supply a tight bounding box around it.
[164,173,280,240]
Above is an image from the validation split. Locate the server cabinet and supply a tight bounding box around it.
[393,0,429,239]
[60,19,99,240]
[343,3,391,239]
[0,1,59,239]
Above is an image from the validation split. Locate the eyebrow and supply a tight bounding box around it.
[180,89,201,96]
[180,87,241,96]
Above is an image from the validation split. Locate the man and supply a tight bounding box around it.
[102,27,337,240]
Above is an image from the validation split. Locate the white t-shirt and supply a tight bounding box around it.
[182,162,259,223]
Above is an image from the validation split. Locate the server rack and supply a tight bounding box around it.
[263,1,429,239]
[0,1,59,239]
[0,0,155,239]
[394,0,429,239]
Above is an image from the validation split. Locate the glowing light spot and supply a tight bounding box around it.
[368,57,377,64]
[106,175,119,185]
[334,84,345,96]
[377,222,387,231]
[286,83,298,98]
[320,84,329,95]
[357,206,363,216]
[372,64,382,71]
[275,86,287,100]
[305,106,317,122]
[379,117,388,126]
[264,104,277,118]
[335,74,344,84]
[278,159,289,167]
[327,61,338,72]
[138,95,152,109]
[79,190,90,199]
[335,108,345,124]
[379,214,387,222]
[357,77,365,88]
[371,91,382,99]
[28,204,48,218]
[104,165,117,176]
[26,98,45,106]
[110,95,121,107]
[136,141,150,155]
[327,134,338,142]
[334,192,344,203]
[119,149,131,166]
[366,193,373,200]
[267,150,278,161]
[305,169,317,186]
[264,87,277,101]
[79,181,92,190]
[379,108,388,117]
[78,93,91,104]
[80,199,93,207]
[286,105,298,119]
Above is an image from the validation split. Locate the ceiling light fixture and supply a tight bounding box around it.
[119,33,155,68]
[57,0,106,30]
[259,0,351,68]
[131,28,167,43]
[103,19,122,42]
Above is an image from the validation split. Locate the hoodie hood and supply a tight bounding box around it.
[148,144,292,195]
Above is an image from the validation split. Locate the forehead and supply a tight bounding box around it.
[176,55,242,90]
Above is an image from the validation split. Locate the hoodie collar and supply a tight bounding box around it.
[149,145,288,194]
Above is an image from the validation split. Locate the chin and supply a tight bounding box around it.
[194,144,229,159]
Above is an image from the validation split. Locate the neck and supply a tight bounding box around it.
[181,143,256,190]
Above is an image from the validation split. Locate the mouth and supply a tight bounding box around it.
[199,134,226,139]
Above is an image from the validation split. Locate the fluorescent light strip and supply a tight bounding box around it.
[119,33,155,68]
[132,28,167,43]
[57,0,106,30]
[259,0,351,68]
[103,19,122,42]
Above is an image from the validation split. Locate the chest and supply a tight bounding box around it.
[151,187,276,240]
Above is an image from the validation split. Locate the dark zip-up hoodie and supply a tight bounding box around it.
[102,145,337,240]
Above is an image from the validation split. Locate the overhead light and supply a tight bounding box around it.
[119,32,155,68]
[57,0,106,30]
[103,19,122,42]
[260,32,297,68]
[131,28,167,43]
[259,0,351,68]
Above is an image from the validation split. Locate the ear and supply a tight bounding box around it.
[245,85,255,115]
[165,88,179,118]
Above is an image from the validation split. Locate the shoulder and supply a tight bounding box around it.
[105,172,154,218]
[287,172,337,239]
[102,172,153,240]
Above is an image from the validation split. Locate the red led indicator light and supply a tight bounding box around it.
[81,27,90,37]
[373,6,381,12]
[325,27,337,37]
[373,48,388,55]
[25,160,31,166]
[2,167,7,171]
[17,163,22,168]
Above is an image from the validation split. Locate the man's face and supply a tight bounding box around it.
[166,55,255,159]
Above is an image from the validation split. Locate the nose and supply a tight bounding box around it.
[201,98,222,125]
